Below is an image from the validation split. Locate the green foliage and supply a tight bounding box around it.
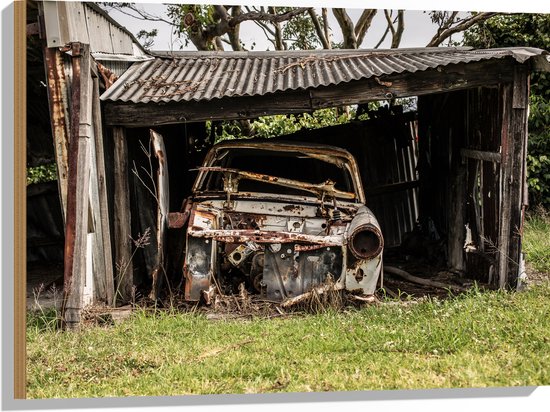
[166,4,217,49]
[279,8,321,50]
[136,28,158,50]
[209,108,355,143]
[464,13,550,208]
[253,108,354,138]
[27,163,57,185]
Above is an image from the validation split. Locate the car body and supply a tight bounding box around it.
[181,139,384,302]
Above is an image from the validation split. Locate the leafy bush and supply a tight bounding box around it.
[26,163,57,185]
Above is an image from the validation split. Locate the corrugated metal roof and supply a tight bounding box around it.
[100,47,549,104]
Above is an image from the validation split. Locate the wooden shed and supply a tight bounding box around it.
[29,2,550,326]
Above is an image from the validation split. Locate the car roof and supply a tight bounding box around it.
[209,139,357,162]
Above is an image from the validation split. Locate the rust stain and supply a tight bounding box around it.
[283,204,304,212]
[97,61,118,90]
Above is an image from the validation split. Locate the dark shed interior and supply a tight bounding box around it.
[98,48,548,300]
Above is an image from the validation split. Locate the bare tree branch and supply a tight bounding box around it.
[332,8,357,49]
[269,6,285,50]
[355,9,377,47]
[374,21,393,48]
[229,7,312,27]
[427,12,498,47]
[384,10,396,38]
[322,8,331,49]
[228,6,243,51]
[383,9,405,48]
[102,3,178,28]
[308,8,330,49]
[392,10,405,48]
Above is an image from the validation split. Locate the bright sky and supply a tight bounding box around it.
[104,4,469,52]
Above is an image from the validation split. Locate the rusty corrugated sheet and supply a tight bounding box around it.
[100,47,549,104]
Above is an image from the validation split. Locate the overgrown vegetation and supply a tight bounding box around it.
[464,13,550,208]
[26,281,550,398]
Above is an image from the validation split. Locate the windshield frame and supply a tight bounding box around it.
[192,141,366,204]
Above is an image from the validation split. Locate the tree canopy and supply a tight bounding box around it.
[102,3,497,51]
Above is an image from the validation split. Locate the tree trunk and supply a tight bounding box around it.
[332,8,357,49]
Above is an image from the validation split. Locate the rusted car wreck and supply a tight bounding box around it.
[171,140,384,303]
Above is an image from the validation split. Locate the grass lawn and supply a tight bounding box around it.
[26,214,550,399]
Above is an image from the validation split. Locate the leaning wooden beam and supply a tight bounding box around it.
[90,72,115,305]
[384,266,468,292]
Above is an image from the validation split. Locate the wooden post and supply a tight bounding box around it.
[497,83,513,289]
[43,46,70,222]
[63,44,92,328]
[507,65,529,288]
[113,126,134,304]
[149,130,169,301]
[91,73,115,305]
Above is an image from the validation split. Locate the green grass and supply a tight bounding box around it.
[523,210,550,274]
[26,212,550,399]
[27,283,550,399]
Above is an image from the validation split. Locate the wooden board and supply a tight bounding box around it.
[92,75,115,305]
[149,130,170,300]
[113,126,134,304]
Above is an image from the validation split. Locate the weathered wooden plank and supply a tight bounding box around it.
[64,45,92,328]
[92,75,115,305]
[497,83,513,289]
[460,148,501,163]
[14,0,26,399]
[88,129,107,305]
[507,65,529,288]
[113,126,134,304]
[310,60,513,108]
[149,130,170,301]
[449,143,467,271]
[513,65,529,109]
[104,91,313,127]
[43,47,69,222]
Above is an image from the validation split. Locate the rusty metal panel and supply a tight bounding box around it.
[101,47,549,104]
[263,243,343,300]
[184,236,214,301]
